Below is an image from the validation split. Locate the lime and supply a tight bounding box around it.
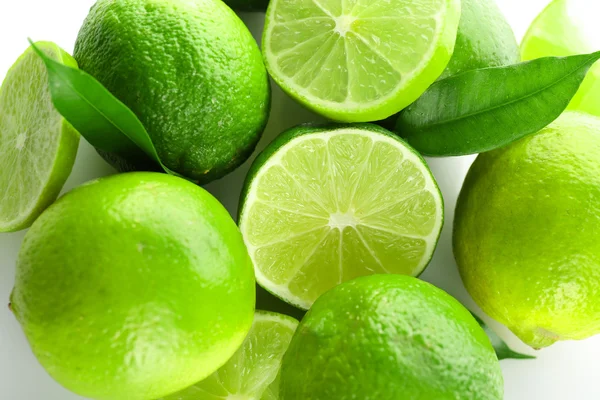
[280,275,503,400]
[440,0,519,79]
[454,112,600,349]
[239,124,444,309]
[262,0,461,122]
[163,311,298,400]
[74,0,270,183]
[521,0,600,116]
[11,172,255,399]
[0,42,79,232]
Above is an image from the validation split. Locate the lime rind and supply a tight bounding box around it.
[263,0,461,122]
[0,42,79,232]
[240,124,444,310]
[162,311,298,400]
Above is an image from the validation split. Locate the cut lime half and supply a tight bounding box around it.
[162,311,298,400]
[0,42,79,232]
[521,0,600,116]
[239,124,444,309]
[262,0,461,122]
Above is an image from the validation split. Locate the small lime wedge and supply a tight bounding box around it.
[0,42,79,232]
[521,0,600,116]
[239,124,444,309]
[262,0,461,122]
[162,311,298,400]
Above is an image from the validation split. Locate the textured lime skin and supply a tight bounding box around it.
[454,112,600,349]
[440,0,519,79]
[280,275,502,400]
[74,0,270,183]
[0,42,80,232]
[11,172,255,400]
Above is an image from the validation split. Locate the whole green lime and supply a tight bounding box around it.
[74,0,270,183]
[280,275,503,400]
[10,172,255,400]
[454,111,600,349]
[440,0,520,79]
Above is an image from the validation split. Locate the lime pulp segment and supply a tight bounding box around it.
[0,42,79,231]
[162,311,298,400]
[240,126,444,310]
[263,0,461,122]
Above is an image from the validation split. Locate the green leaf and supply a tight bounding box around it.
[470,312,535,361]
[396,52,600,156]
[28,40,180,177]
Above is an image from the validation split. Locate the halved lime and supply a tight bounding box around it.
[0,42,79,232]
[521,0,600,116]
[162,311,298,400]
[239,124,444,309]
[262,0,461,122]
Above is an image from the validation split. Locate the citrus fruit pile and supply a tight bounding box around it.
[1,0,600,399]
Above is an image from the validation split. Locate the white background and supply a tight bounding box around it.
[1,0,599,399]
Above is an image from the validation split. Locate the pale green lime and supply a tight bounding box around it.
[280,275,503,400]
[454,112,600,349]
[262,0,461,122]
[11,172,255,399]
[521,0,600,116]
[163,311,298,400]
[0,42,79,232]
[239,124,443,309]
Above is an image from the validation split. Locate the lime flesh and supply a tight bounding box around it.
[163,311,298,400]
[521,0,600,116]
[263,0,461,122]
[239,124,444,309]
[0,42,79,231]
[74,0,270,183]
